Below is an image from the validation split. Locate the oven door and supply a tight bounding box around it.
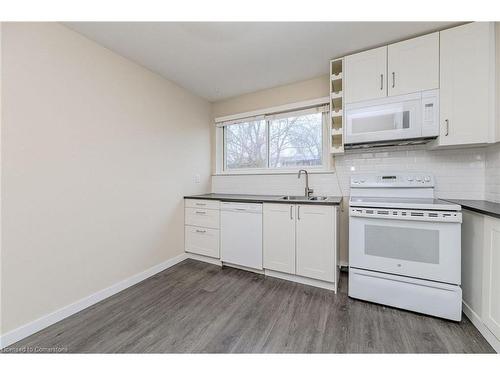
[345,94,422,145]
[349,212,461,284]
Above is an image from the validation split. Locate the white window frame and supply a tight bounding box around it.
[215,98,331,175]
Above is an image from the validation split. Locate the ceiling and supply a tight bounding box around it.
[65,22,459,102]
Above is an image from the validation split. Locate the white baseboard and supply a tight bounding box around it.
[0,252,188,349]
[186,252,222,266]
[462,301,499,353]
[265,269,337,293]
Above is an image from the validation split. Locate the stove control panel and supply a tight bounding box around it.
[351,173,434,188]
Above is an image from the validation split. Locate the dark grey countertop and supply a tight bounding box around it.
[444,199,500,220]
[184,193,342,205]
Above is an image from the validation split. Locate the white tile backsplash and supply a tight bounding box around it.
[486,143,500,203]
[212,145,488,200]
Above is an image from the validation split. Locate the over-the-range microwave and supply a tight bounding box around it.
[344,89,439,148]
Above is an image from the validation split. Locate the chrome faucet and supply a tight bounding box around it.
[298,169,314,198]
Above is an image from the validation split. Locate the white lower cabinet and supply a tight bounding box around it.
[263,204,296,274]
[296,205,336,282]
[461,209,500,352]
[184,199,220,259]
[483,216,500,340]
[185,226,220,258]
[263,203,338,284]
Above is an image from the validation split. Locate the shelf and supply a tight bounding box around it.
[330,146,344,154]
[331,128,343,136]
[331,109,342,118]
[331,72,343,81]
[329,57,344,155]
[330,91,343,99]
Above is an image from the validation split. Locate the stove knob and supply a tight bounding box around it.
[360,179,366,183]
[416,177,422,182]
[353,179,359,184]
[407,177,414,182]
[424,176,431,182]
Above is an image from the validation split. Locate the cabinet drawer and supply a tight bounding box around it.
[185,199,220,210]
[185,226,219,258]
[185,207,220,229]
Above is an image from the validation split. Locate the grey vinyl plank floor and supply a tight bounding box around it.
[4,259,495,353]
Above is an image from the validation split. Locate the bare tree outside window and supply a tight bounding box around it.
[224,120,267,169]
[269,113,322,168]
[223,111,323,171]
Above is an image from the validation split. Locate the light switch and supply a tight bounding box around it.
[194,174,201,184]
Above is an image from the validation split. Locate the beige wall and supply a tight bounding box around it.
[211,75,329,118]
[0,23,212,334]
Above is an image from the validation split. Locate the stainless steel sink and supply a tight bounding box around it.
[308,196,328,201]
[279,195,328,201]
[280,196,309,201]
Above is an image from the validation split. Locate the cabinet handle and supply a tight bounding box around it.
[445,119,449,136]
[297,206,301,220]
[290,205,293,220]
[380,74,384,90]
[392,72,395,88]
[195,229,206,233]
[195,203,206,206]
[195,210,207,214]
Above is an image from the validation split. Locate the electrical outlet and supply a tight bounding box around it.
[194,174,201,184]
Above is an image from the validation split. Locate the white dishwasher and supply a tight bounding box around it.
[220,202,263,270]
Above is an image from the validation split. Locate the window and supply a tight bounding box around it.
[224,119,267,170]
[220,105,328,172]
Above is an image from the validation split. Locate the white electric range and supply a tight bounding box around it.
[348,172,463,321]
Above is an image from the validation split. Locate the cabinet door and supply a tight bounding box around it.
[439,22,494,146]
[387,32,439,96]
[296,205,336,282]
[263,203,296,274]
[482,216,500,340]
[345,46,387,103]
[185,226,220,258]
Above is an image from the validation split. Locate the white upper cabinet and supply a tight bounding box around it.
[263,204,296,274]
[387,32,439,96]
[345,46,387,104]
[438,22,496,146]
[296,205,336,282]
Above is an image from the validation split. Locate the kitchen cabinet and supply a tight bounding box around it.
[263,204,296,274]
[483,216,500,340]
[438,22,497,146]
[345,33,439,104]
[387,32,439,96]
[460,209,500,352]
[345,46,387,104]
[296,204,337,282]
[184,199,220,259]
[263,203,338,283]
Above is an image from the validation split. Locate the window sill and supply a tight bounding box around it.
[213,168,334,176]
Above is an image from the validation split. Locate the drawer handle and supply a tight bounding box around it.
[195,210,207,214]
[195,229,206,233]
[195,203,206,206]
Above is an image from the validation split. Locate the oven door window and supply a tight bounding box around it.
[364,224,439,264]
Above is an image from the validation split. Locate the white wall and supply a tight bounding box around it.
[0,23,211,335]
[486,143,500,203]
[213,145,486,200]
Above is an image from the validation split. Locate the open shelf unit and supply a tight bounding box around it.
[329,58,344,154]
